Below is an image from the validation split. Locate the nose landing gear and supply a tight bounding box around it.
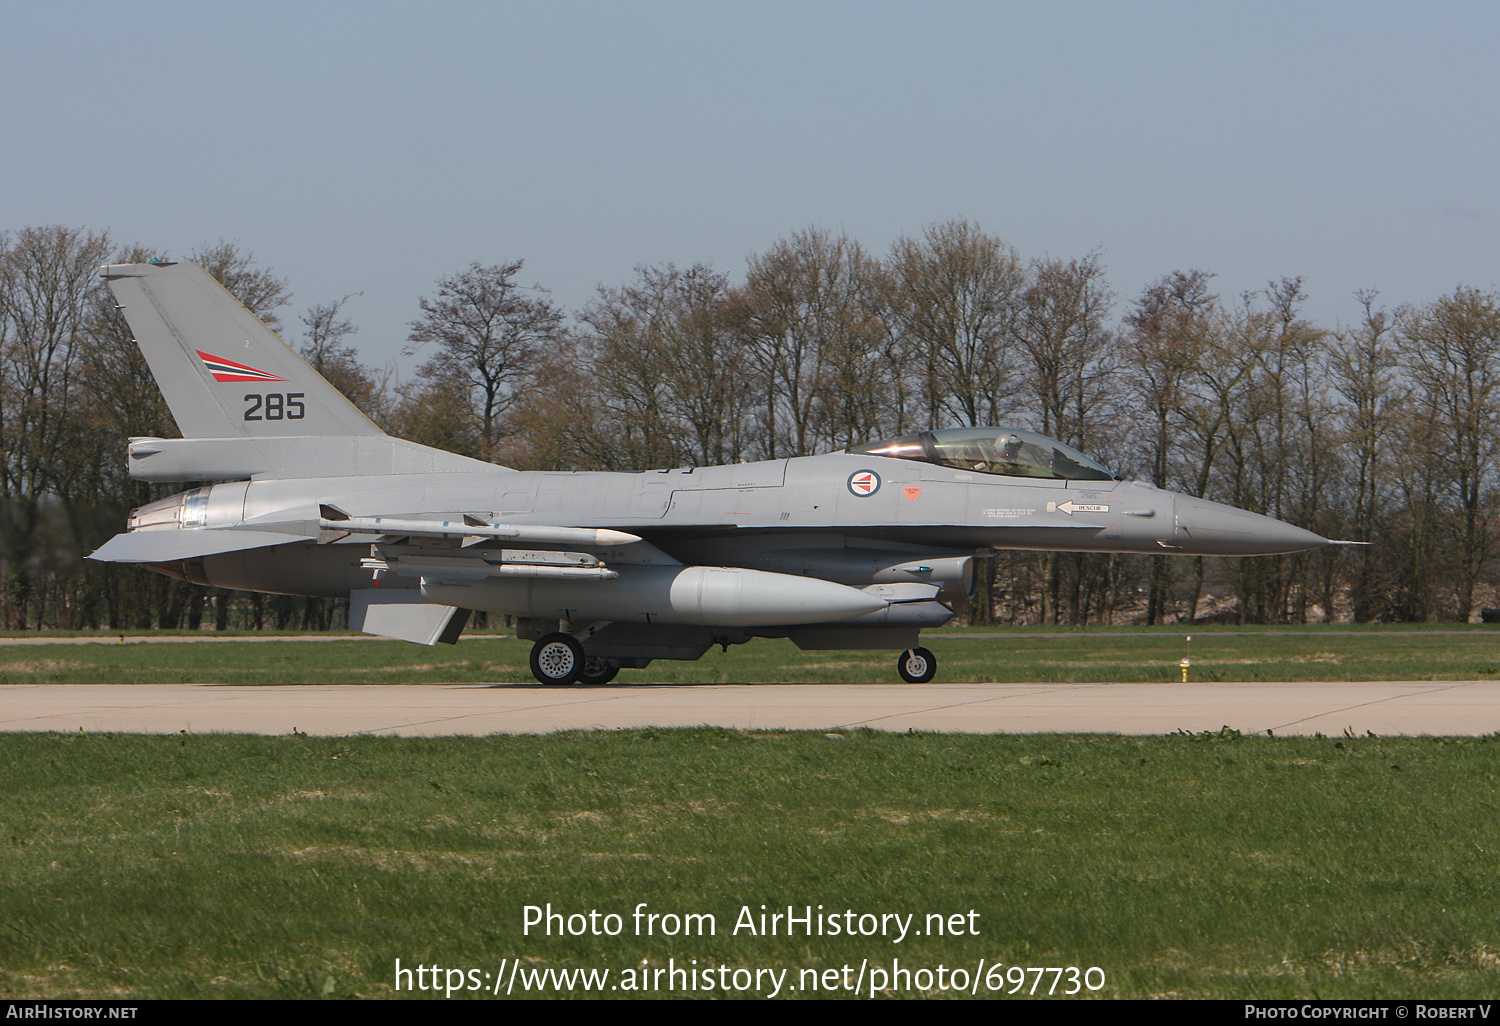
[896,646,937,683]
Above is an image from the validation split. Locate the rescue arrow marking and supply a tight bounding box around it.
[1054,500,1111,516]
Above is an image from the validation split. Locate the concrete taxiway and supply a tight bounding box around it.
[3,680,1499,737]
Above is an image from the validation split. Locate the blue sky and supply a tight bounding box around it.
[3,2,1494,370]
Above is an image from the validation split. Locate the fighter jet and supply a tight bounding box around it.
[90,261,1336,685]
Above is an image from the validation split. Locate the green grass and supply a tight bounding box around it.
[5,626,1498,998]
[2,729,1498,999]
[4,625,1500,684]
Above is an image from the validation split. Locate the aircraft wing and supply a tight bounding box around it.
[89,514,649,566]
[89,529,316,563]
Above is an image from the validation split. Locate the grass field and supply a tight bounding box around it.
[3,624,1500,685]
[2,728,1498,999]
[4,627,1499,1000]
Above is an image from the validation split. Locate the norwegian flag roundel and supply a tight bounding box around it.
[847,469,881,497]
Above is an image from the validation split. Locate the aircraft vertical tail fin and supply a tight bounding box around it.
[100,261,385,439]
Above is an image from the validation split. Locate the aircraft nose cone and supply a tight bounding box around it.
[1173,495,1329,555]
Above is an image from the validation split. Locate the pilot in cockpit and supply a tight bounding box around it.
[847,427,1117,482]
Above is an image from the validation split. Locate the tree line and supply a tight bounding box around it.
[2,221,1497,631]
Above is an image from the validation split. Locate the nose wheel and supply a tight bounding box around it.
[897,646,937,683]
[530,633,585,685]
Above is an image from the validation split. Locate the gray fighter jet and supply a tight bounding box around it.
[90,261,1336,685]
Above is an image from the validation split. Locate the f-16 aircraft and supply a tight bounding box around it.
[90,261,1337,685]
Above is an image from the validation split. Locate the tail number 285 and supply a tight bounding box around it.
[243,393,306,421]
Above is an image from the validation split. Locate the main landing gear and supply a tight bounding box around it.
[528,631,937,685]
[897,646,938,683]
[528,633,620,685]
[529,632,583,685]
[580,656,620,685]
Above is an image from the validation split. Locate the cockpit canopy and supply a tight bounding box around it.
[847,427,1118,482]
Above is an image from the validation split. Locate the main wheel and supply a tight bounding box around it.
[530,633,585,685]
[897,646,937,684]
[579,656,620,686]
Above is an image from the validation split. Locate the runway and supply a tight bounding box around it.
[3,680,1500,737]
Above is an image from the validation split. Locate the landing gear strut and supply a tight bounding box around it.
[530,632,584,685]
[897,646,937,683]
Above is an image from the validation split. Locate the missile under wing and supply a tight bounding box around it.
[90,261,1337,684]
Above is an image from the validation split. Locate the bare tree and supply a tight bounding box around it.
[189,240,291,328]
[1121,270,1217,487]
[1207,279,1333,622]
[729,229,891,458]
[1396,286,1500,620]
[0,226,115,627]
[502,338,614,471]
[299,294,389,423]
[405,261,563,462]
[582,264,751,470]
[1014,253,1117,623]
[0,227,115,501]
[657,265,754,467]
[1120,270,1218,623]
[890,219,1025,430]
[580,268,689,470]
[1017,253,1116,451]
[300,294,359,372]
[387,371,484,460]
[1327,290,1402,620]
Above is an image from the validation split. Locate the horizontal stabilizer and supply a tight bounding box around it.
[349,589,470,645]
[127,434,498,482]
[88,529,310,564]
